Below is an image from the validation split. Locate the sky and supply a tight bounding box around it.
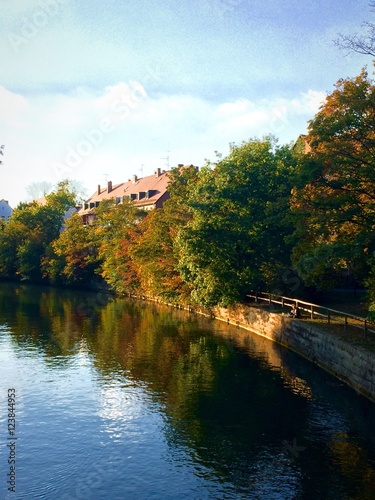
[0,0,372,207]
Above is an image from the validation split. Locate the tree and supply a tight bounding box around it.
[42,214,99,285]
[291,69,375,291]
[336,2,375,57]
[0,181,77,281]
[26,181,53,201]
[93,199,145,294]
[26,179,87,204]
[129,166,198,302]
[175,138,296,307]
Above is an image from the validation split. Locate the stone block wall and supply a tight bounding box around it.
[210,303,375,402]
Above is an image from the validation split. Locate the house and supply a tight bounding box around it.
[0,199,12,221]
[78,167,183,225]
[291,134,312,155]
[33,196,78,220]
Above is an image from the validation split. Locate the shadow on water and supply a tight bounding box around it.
[1,283,375,499]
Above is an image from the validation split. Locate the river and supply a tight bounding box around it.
[0,283,375,499]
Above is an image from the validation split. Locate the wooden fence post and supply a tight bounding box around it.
[327,309,330,324]
[311,305,314,320]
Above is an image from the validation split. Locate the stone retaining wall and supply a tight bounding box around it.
[210,303,375,402]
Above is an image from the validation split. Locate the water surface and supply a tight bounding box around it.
[0,283,375,499]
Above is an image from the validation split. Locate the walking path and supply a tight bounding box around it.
[247,291,375,339]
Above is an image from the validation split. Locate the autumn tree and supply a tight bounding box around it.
[291,69,375,291]
[93,199,145,294]
[129,166,198,302]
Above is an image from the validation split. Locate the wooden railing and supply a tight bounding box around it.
[246,291,375,337]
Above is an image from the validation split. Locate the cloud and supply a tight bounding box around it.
[210,91,326,143]
[0,86,31,122]
[0,84,326,207]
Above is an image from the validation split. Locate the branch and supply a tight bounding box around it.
[335,32,375,57]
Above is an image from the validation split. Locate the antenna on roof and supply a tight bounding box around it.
[0,145,4,165]
[138,164,144,177]
[161,147,171,169]
[102,173,109,183]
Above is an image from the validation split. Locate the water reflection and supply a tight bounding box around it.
[0,283,375,499]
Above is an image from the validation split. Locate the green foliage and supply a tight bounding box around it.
[175,138,296,306]
[0,181,77,281]
[42,214,99,285]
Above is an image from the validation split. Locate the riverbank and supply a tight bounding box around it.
[199,302,375,403]
[5,278,375,403]
[140,292,375,402]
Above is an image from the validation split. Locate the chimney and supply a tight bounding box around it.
[155,168,161,177]
[132,175,138,184]
[107,180,112,193]
[97,185,101,195]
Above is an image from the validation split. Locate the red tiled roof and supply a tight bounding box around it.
[79,166,195,214]
[91,170,169,205]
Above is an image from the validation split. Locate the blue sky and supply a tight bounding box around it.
[0,0,372,206]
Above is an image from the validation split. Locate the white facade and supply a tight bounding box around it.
[0,199,12,221]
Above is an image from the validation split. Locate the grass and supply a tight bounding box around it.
[302,317,375,353]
